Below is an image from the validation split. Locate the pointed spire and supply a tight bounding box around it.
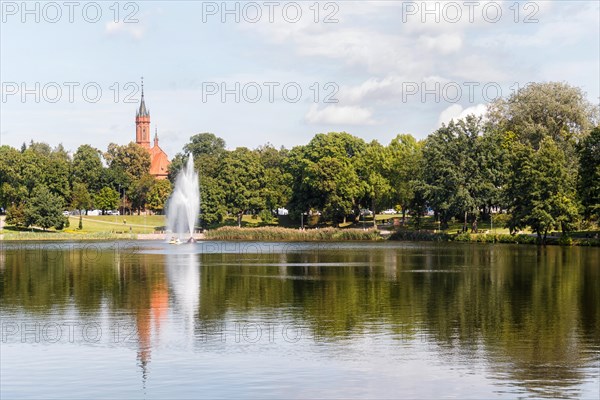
[137,76,149,117]
[154,126,159,146]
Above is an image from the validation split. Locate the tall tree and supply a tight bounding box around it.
[422,116,487,230]
[256,144,291,215]
[105,142,151,184]
[147,179,172,214]
[488,81,598,150]
[360,140,391,227]
[72,145,104,192]
[95,187,120,215]
[17,142,71,204]
[578,126,600,221]
[169,133,226,181]
[71,182,92,229]
[0,146,27,210]
[199,175,227,226]
[505,138,579,242]
[127,175,155,214]
[286,132,366,224]
[216,147,266,227]
[387,134,422,224]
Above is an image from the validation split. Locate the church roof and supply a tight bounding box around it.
[149,144,170,177]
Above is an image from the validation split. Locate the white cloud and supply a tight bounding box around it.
[418,33,463,54]
[305,104,376,125]
[438,103,487,127]
[105,21,145,40]
[340,75,406,104]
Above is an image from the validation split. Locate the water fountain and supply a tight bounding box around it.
[166,154,200,243]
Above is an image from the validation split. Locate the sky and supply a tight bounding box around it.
[1,0,599,157]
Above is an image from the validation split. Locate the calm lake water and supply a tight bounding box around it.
[1,241,598,399]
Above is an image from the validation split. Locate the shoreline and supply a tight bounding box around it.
[2,227,598,246]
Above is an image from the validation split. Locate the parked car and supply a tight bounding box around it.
[277,208,289,216]
[62,211,70,216]
[381,209,397,215]
[106,210,120,215]
[360,209,373,216]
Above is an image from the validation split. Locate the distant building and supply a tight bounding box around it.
[135,80,170,179]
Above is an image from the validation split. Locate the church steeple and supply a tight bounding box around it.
[135,76,151,149]
[137,77,150,118]
[154,126,159,146]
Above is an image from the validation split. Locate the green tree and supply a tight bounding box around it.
[488,81,598,150]
[95,187,120,215]
[17,142,71,204]
[183,132,226,158]
[256,144,291,216]
[5,202,26,227]
[24,185,67,230]
[286,132,366,224]
[505,138,579,242]
[422,116,487,230]
[71,182,92,229]
[0,146,27,209]
[578,126,600,220]
[127,174,156,214]
[72,145,104,192]
[169,133,226,181]
[360,140,391,227]
[387,134,423,224]
[147,179,172,214]
[199,175,227,226]
[105,142,151,183]
[217,147,266,227]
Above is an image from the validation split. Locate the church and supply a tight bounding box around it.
[135,81,170,179]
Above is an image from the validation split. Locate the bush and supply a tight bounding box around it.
[558,235,574,246]
[454,232,472,242]
[258,209,275,224]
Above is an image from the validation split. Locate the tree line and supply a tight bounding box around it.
[1,140,172,230]
[1,82,599,240]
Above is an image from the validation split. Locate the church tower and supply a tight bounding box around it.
[132,78,170,180]
[135,78,151,149]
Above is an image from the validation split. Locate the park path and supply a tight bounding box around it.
[75,216,161,228]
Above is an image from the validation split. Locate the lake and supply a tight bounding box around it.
[1,241,598,399]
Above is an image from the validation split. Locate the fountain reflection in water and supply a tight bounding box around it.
[166,154,200,242]
[166,252,200,340]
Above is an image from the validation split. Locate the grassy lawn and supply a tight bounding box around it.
[0,215,166,239]
[67,215,166,234]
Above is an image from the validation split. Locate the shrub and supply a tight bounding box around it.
[258,209,275,224]
[558,235,574,246]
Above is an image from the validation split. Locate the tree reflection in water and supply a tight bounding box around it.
[1,242,598,398]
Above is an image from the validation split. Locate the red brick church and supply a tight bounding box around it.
[135,80,170,179]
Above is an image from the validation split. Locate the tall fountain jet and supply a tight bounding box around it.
[166,154,200,242]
